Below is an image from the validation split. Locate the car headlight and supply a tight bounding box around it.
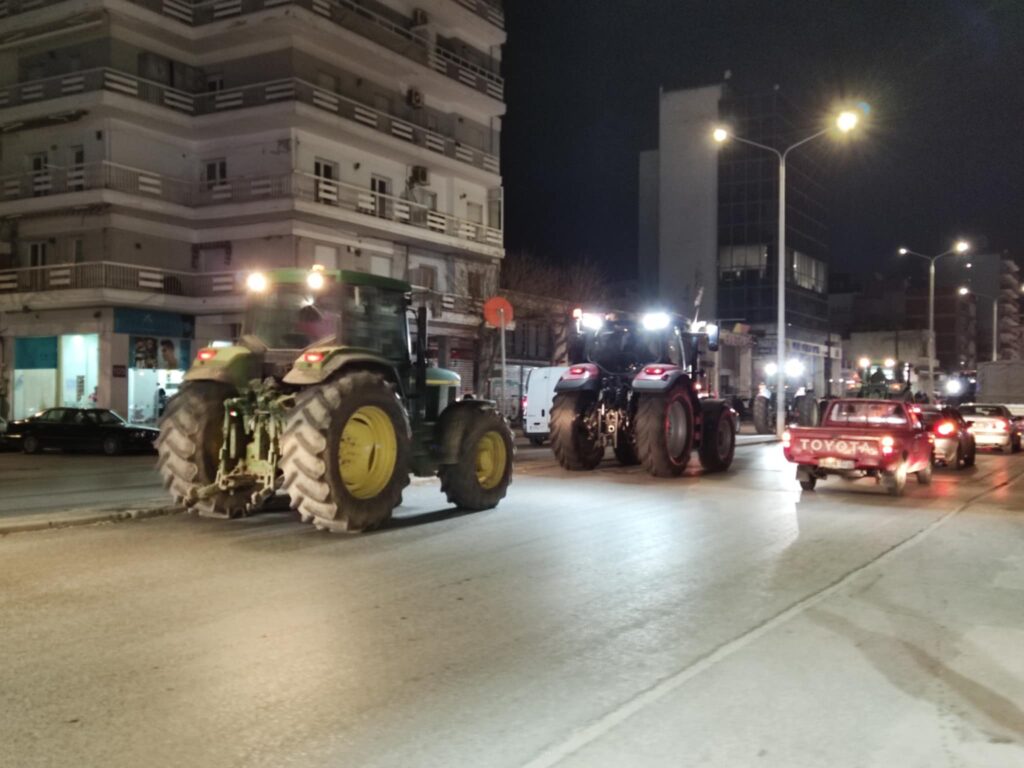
[945,380,963,395]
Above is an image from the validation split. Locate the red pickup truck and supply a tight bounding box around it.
[783,399,933,496]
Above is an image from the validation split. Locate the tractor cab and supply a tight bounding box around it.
[850,358,914,400]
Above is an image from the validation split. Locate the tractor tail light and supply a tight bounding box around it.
[644,366,666,376]
[881,435,896,455]
[197,348,217,361]
[935,420,956,437]
[303,351,325,364]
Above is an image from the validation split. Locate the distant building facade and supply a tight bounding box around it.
[0,0,506,420]
[638,82,833,393]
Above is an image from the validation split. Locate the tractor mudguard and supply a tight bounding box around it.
[553,363,600,393]
[698,398,738,427]
[631,366,691,393]
[184,345,260,390]
[283,347,401,392]
[434,399,499,465]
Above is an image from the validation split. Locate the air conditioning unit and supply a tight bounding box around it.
[407,88,424,109]
[411,8,428,27]
[410,165,429,186]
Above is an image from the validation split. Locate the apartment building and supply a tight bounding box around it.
[0,0,505,421]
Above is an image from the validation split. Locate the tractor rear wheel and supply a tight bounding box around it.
[752,395,773,434]
[281,371,410,533]
[439,408,514,510]
[157,381,251,517]
[550,391,604,470]
[698,405,736,472]
[795,394,818,427]
[636,384,694,477]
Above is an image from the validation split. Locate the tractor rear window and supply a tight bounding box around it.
[245,286,342,349]
[341,284,409,362]
[826,401,908,426]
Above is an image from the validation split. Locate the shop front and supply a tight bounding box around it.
[12,333,100,419]
[115,309,193,425]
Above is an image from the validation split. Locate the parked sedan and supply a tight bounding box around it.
[958,404,1022,453]
[3,408,158,455]
[916,405,976,468]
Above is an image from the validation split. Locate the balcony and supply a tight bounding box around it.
[0,69,499,175]
[0,260,239,297]
[0,161,504,250]
[451,0,503,29]
[0,0,504,101]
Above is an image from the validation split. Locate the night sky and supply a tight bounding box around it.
[500,0,1024,283]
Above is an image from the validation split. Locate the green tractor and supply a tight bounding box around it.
[156,267,514,532]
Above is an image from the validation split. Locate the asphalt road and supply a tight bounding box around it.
[2,446,1023,767]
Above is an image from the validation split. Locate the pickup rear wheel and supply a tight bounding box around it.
[916,459,933,485]
[882,464,907,496]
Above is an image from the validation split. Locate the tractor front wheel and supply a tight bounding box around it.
[281,371,410,533]
[439,408,514,510]
[752,395,773,434]
[698,405,736,472]
[157,381,251,517]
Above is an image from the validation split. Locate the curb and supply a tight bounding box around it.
[737,435,779,447]
[0,503,183,536]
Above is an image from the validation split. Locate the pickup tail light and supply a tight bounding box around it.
[881,435,896,455]
[782,430,791,449]
[935,421,956,437]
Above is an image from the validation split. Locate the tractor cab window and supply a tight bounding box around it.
[340,284,409,363]
[246,285,342,349]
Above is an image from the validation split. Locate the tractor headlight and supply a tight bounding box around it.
[764,362,779,378]
[246,271,269,293]
[641,312,671,331]
[306,266,326,291]
[945,379,963,395]
[580,313,604,331]
[784,359,805,378]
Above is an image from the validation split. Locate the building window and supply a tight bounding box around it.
[467,271,484,299]
[370,255,391,277]
[314,158,338,204]
[371,175,391,218]
[466,201,483,225]
[792,250,827,293]
[72,238,84,263]
[206,74,224,92]
[409,265,438,289]
[204,159,227,190]
[27,241,48,267]
[719,244,768,279]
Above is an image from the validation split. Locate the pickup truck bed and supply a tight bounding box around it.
[783,399,933,496]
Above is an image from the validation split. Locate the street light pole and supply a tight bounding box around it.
[899,241,970,397]
[714,111,859,437]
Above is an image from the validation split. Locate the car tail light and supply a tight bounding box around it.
[881,435,896,455]
[995,419,1009,432]
[197,348,217,361]
[303,351,325,364]
[520,395,527,412]
[782,430,791,449]
[935,420,956,437]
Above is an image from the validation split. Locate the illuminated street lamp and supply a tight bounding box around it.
[713,107,864,436]
[959,285,999,362]
[897,240,971,396]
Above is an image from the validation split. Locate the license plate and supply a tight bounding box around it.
[820,457,855,470]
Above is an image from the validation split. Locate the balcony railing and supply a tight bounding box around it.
[452,0,504,30]
[0,0,504,100]
[0,260,239,296]
[0,161,504,248]
[0,69,499,174]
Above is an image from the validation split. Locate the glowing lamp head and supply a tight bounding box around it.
[955,240,970,253]
[884,358,896,369]
[858,357,871,369]
[712,127,729,143]
[958,286,970,296]
[764,361,779,378]
[306,266,326,291]
[246,271,268,293]
[836,110,859,133]
[898,248,909,256]
[641,312,671,331]
[580,313,604,331]
[784,358,805,379]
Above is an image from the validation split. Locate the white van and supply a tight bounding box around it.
[522,366,569,445]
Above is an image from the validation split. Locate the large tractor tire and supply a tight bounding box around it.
[636,384,694,477]
[698,404,736,472]
[550,391,604,470]
[439,408,514,510]
[281,371,410,533]
[156,381,251,517]
[795,394,819,427]
[752,395,773,434]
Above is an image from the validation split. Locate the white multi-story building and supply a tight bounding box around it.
[0,0,505,422]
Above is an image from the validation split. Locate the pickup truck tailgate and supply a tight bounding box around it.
[786,430,886,467]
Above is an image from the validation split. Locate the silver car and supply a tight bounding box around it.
[917,405,976,467]
[958,403,1021,452]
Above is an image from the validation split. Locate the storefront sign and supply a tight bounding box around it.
[130,336,191,370]
[112,365,127,378]
[14,336,58,369]
[114,308,195,339]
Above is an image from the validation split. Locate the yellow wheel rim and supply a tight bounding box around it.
[475,430,508,490]
[339,405,397,500]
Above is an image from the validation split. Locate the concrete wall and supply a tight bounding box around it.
[657,84,721,319]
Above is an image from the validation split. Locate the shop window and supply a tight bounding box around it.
[60,334,99,408]
[127,336,189,424]
[12,336,58,419]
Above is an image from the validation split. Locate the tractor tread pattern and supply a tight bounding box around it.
[549,392,604,471]
[636,386,693,477]
[438,408,514,510]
